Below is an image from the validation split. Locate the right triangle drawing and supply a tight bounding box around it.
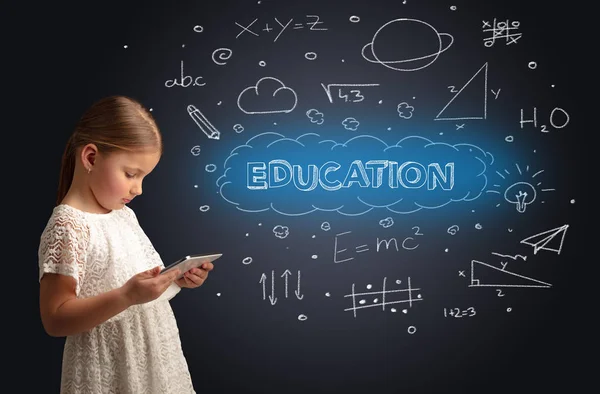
[435,62,488,121]
[469,260,552,288]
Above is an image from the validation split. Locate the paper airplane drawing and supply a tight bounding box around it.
[470,260,551,288]
[520,224,568,255]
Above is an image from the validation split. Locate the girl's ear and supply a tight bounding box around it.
[80,143,98,170]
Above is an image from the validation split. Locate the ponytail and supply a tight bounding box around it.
[56,136,76,206]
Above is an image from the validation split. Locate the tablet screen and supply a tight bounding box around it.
[161,253,222,278]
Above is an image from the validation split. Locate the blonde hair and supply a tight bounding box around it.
[56,95,163,205]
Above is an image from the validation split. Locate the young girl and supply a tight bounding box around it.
[38,95,214,393]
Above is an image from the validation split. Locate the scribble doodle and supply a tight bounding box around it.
[273,225,289,239]
[447,225,459,235]
[397,102,414,119]
[342,117,359,131]
[306,109,324,124]
[190,146,201,156]
[362,18,453,72]
[379,217,394,228]
[212,48,232,65]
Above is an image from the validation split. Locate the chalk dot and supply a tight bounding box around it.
[507,307,512,312]
[245,233,249,237]
[194,185,198,188]
[412,96,416,100]
[407,326,417,334]
[217,101,222,105]
[445,248,449,252]
[387,127,391,131]
[366,284,372,289]
[570,199,575,204]
[349,15,360,23]
[402,309,408,314]
[259,60,266,67]
[528,61,537,69]
[273,122,277,125]
[312,235,316,238]
[417,294,422,299]
[551,84,555,88]
[298,314,307,321]
[378,100,383,104]
[475,223,482,230]
[216,293,221,297]
[242,257,253,265]
[325,292,331,297]
[395,280,401,284]
[149,108,153,112]
[305,52,317,60]
[193,25,203,33]
[391,308,397,312]
[182,44,185,48]
[450,5,457,10]
[359,299,366,305]
[311,255,318,259]
[341,59,345,62]
[439,132,444,135]
[373,298,379,303]
[123,45,128,48]
[472,209,475,213]
[258,223,262,226]
[199,205,210,212]
[533,149,536,153]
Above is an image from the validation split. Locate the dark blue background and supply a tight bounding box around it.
[23,0,585,393]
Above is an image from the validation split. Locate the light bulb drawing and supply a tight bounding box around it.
[485,162,555,212]
[504,181,536,213]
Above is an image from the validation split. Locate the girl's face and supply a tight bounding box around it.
[89,149,161,212]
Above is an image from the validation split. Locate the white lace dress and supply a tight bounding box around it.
[38,204,196,394]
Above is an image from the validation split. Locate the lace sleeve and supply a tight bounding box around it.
[38,210,90,296]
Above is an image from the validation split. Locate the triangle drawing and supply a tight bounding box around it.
[469,260,551,288]
[435,62,488,121]
[520,224,568,255]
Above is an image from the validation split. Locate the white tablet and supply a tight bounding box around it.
[161,253,222,280]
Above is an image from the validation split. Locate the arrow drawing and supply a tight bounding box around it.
[269,270,277,305]
[281,269,292,298]
[259,273,267,300]
[295,270,304,300]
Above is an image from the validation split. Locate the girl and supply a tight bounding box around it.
[38,95,213,393]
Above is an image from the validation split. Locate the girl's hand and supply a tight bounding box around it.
[176,262,214,288]
[122,266,180,305]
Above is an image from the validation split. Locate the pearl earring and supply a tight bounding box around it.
[87,167,91,174]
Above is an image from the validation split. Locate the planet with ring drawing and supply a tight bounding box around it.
[362,18,454,72]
